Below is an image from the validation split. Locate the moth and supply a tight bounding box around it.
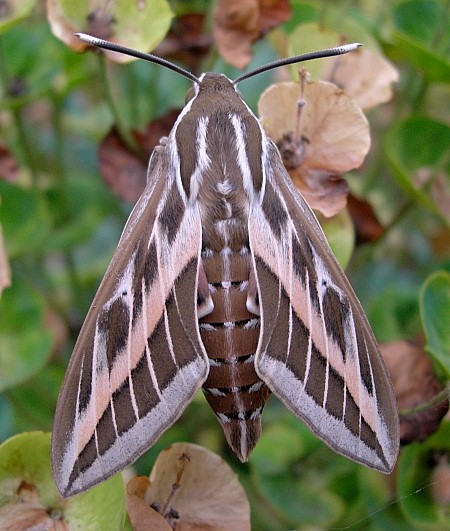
[52,34,399,497]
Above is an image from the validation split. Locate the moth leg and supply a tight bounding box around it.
[197,260,214,318]
[246,265,260,316]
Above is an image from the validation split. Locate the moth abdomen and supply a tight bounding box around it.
[199,248,270,461]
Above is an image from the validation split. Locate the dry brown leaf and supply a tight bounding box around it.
[154,14,211,72]
[98,128,147,203]
[0,503,67,531]
[127,476,172,531]
[44,307,68,359]
[291,169,349,218]
[431,459,450,506]
[0,226,11,297]
[347,193,384,244]
[99,110,179,202]
[213,0,259,69]
[259,81,370,172]
[259,80,370,216]
[258,0,292,35]
[0,143,20,182]
[321,47,399,110]
[430,225,450,258]
[127,442,250,531]
[132,110,180,157]
[0,481,67,531]
[85,6,115,41]
[213,0,291,69]
[380,340,449,444]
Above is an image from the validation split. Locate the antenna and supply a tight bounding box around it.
[76,33,361,87]
[233,43,362,84]
[76,33,200,84]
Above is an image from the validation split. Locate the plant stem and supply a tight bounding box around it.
[400,383,450,417]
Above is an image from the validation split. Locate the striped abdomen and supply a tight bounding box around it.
[199,246,271,461]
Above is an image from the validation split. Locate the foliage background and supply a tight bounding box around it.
[0,0,449,529]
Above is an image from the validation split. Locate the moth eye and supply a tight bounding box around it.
[185,86,196,103]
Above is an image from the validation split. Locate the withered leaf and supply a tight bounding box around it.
[126,442,250,531]
[99,110,179,203]
[213,0,291,69]
[258,0,292,35]
[0,143,20,183]
[127,476,171,531]
[380,340,449,444]
[347,193,384,244]
[98,128,148,203]
[291,169,349,218]
[0,481,67,531]
[0,226,11,298]
[154,14,211,72]
[259,80,370,217]
[321,47,399,110]
[431,460,450,506]
[132,110,180,156]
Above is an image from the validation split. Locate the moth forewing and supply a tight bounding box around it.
[52,142,209,497]
[53,35,399,498]
[250,148,399,472]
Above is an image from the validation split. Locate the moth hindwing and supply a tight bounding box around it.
[52,36,399,497]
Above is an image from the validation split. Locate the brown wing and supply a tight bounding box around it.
[250,141,399,472]
[52,146,209,497]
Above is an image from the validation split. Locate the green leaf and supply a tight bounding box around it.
[250,422,305,476]
[0,181,52,259]
[0,281,53,391]
[420,271,450,376]
[0,432,127,529]
[368,285,419,342]
[52,0,173,59]
[385,117,450,171]
[399,444,439,524]
[45,175,122,252]
[0,394,13,442]
[394,0,447,45]
[256,472,344,528]
[393,0,450,82]
[356,468,410,530]
[283,2,317,33]
[393,31,450,83]
[321,208,355,270]
[398,422,450,527]
[63,474,127,530]
[0,432,58,507]
[384,117,450,224]
[8,364,64,433]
